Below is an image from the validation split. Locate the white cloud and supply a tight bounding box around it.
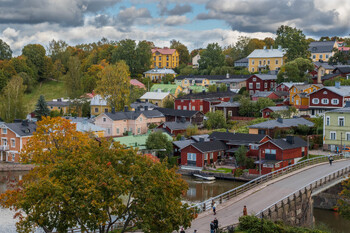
[164,15,189,26]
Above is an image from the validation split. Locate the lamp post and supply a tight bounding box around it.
[259,148,261,176]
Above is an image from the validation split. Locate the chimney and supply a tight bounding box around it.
[157,89,162,93]
[286,136,294,144]
[277,118,283,123]
[335,81,341,89]
[144,106,148,111]
[111,107,115,114]
[226,73,230,79]
[124,106,128,112]
[278,45,282,50]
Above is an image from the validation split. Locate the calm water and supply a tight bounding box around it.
[314,208,350,233]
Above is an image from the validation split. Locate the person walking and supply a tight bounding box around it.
[210,221,215,233]
[329,155,333,166]
[180,227,185,233]
[213,218,219,232]
[213,201,217,215]
[243,205,247,216]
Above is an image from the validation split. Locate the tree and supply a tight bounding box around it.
[329,50,350,65]
[338,178,350,220]
[96,61,130,111]
[275,25,310,62]
[65,56,83,99]
[163,98,174,109]
[163,74,174,84]
[0,39,12,60]
[208,84,217,92]
[146,131,173,159]
[22,44,47,80]
[0,117,193,233]
[277,58,314,83]
[34,95,50,120]
[255,98,275,117]
[170,40,190,65]
[239,97,255,117]
[129,85,146,104]
[199,43,225,70]
[0,69,8,92]
[48,39,68,63]
[234,145,248,167]
[219,83,228,92]
[204,111,227,129]
[0,75,26,122]
[186,125,198,137]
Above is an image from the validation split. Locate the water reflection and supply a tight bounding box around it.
[0,171,28,193]
[314,208,350,233]
[181,175,245,203]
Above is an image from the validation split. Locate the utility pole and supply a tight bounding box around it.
[259,149,261,176]
[307,136,309,160]
[341,132,343,154]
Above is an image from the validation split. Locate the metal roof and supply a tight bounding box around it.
[140,92,171,100]
[248,118,314,129]
[247,48,286,58]
[144,67,176,74]
[308,41,336,53]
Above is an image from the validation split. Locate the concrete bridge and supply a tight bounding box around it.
[186,157,350,232]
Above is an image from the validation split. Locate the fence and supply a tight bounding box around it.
[189,154,344,214]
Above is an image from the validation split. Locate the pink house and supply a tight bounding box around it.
[94,109,165,137]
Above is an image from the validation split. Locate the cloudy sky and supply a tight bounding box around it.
[0,0,349,55]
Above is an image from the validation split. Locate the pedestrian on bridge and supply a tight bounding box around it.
[210,221,215,233]
[243,205,247,216]
[180,227,185,233]
[212,201,217,215]
[213,218,219,232]
[329,155,333,166]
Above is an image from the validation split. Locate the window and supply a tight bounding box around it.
[253,78,256,82]
[346,132,350,141]
[137,128,140,134]
[11,139,15,148]
[117,128,119,134]
[177,106,181,110]
[107,128,111,134]
[204,153,208,160]
[267,60,270,65]
[183,106,187,110]
[154,62,156,67]
[338,117,345,126]
[326,54,329,59]
[153,56,156,61]
[250,144,259,150]
[187,153,196,161]
[104,108,108,113]
[331,99,339,105]
[166,62,169,67]
[192,106,195,110]
[2,128,7,134]
[271,82,273,88]
[312,98,319,104]
[249,83,253,89]
[265,149,270,154]
[330,131,336,140]
[50,106,53,109]
[210,153,213,159]
[271,149,276,154]
[320,54,323,59]
[313,55,316,59]
[103,117,106,122]
[326,116,330,126]
[166,55,169,61]
[264,83,267,88]
[259,60,262,66]
[12,153,15,162]
[252,60,255,65]
[158,62,161,67]
[228,111,232,117]
[256,83,260,89]
[296,100,299,105]
[200,105,203,112]
[159,56,161,61]
[140,117,142,122]
[252,68,255,72]
[321,98,329,104]
[275,59,279,65]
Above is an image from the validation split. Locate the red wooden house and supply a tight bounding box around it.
[256,136,307,174]
[262,106,289,118]
[246,74,277,96]
[180,140,227,167]
[157,121,192,136]
[251,91,279,101]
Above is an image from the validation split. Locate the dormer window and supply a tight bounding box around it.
[2,128,7,134]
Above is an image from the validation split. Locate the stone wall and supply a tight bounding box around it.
[260,188,313,227]
[313,183,342,210]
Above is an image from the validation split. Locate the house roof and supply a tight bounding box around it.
[140,92,171,100]
[333,66,350,74]
[161,121,192,130]
[278,82,305,89]
[216,78,248,84]
[90,95,108,106]
[143,67,176,75]
[247,48,286,58]
[130,102,157,110]
[208,132,268,143]
[104,110,163,121]
[327,106,350,113]
[274,91,289,97]
[154,107,202,117]
[263,106,289,112]
[187,85,208,92]
[130,79,146,89]
[191,134,210,142]
[248,118,314,129]
[2,121,37,137]
[253,74,277,80]
[263,137,307,150]
[151,48,176,55]
[308,41,336,53]
[234,57,249,63]
[176,91,236,100]
[291,84,323,91]
[313,61,334,69]
[315,86,350,97]
[47,101,72,107]
[114,132,172,150]
[173,139,195,150]
[252,91,274,98]
[75,121,105,133]
[175,74,250,81]
[214,101,240,108]
[191,140,227,153]
[150,84,180,95]
[321,73,340,81]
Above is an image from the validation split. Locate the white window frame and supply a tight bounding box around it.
[204,153,208,160]
[264,83,267,88]
[338,117,345,127]
[11,139,15,148]
[331,99,339,105]
[326,116,330,126]
[275,59,279,65]
[210,153,213,159]
[187,153,196,161]
[107,128,111,135]
[253,78,256,82]
[249,83,253,89]
[312,98,319,104]
[2,128,7,134]
[103,117,106,122]
[252,60,255,65]
[346,132,350,141]
[256,83,260,89]
[117,128,119,134]
[321,98,329,104]
[12,153,15,162]
[330,131,336,140]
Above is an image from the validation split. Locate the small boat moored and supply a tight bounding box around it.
[193,173,216,181]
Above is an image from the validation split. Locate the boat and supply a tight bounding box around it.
[193,173,216,181]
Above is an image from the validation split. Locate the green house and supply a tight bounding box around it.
[324,107,350,151]
[150,84,183,97]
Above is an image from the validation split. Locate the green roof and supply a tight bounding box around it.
[113,132,173,150]
[188,85,207,93]
[150,84,180,94]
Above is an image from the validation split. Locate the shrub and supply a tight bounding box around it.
[234,168,243,177]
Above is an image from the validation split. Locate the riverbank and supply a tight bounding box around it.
[178,169,251,182]
[0,163,34,171]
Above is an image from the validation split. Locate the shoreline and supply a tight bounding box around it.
[0,163,34,172]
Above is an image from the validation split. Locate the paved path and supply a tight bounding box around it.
[186,159,350,232]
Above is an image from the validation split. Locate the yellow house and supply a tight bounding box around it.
[247,46,286,73]
[140,91,174,107]
[150,48,179,69]
[181,78,210,87]
[309,41,337,62]
[144,67,176,83]
[47,98,71,114]
[292,93,309,107]
[289,84,323,105]
[90,95,111,116]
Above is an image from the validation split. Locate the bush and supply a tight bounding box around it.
[234,168,243,177]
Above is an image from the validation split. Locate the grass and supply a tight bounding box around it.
[298,154,323,162]
[23,80,67,114]
[203,168,232,174]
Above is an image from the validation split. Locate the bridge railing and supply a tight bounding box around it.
[256,164,350,218]
[189,154,344,214]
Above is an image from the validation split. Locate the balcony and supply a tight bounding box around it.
[0,145,9,151]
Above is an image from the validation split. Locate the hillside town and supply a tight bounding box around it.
[0,1,350,233]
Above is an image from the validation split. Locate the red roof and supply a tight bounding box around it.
[151,48,176,55]
[130,79,146,89]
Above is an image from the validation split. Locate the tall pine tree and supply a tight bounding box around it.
[34,95,50,120]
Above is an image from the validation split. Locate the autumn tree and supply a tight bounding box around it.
[65,56,83,99]
[0,117,193,233]
[146,131,173,159]
[0,75,26,122]
[275,25,310,62]
[0,39,12,60]
[170,40,190,65]
[34,95,50,120]
[96,61,130,111]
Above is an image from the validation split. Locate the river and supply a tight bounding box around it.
[0,171,349,233]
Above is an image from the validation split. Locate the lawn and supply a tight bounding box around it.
[23,80,67,114]
[203,168,232,174]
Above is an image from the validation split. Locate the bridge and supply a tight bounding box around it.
[186,156,350,232]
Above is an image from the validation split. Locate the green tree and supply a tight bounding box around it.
[170,40,190,65]
[163,98,174,109]
[0,69,8,92]
[208,84,217,92]
[186,125,198,137]
[329,50,349,65]
[275,25,310,62]
[0,39,12,60]
[163,74,174,84]
[219,83,228,92]
[0,117,193,233]
[34,95,50,120]
[239,97,255,117]
[0,75,26,122]
[129,85,146,104]
[48,39,68,63]
[65,56,83,99]
[22,44,47,80]
[96,61,130,111]
[234,145,248,167]
[199,43,225,70]
[255,98,275,117]
[146,131,173,159]
[204,111,227,129]
[277,58,314,83]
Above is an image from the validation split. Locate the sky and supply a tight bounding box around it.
[0,0,349,55]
